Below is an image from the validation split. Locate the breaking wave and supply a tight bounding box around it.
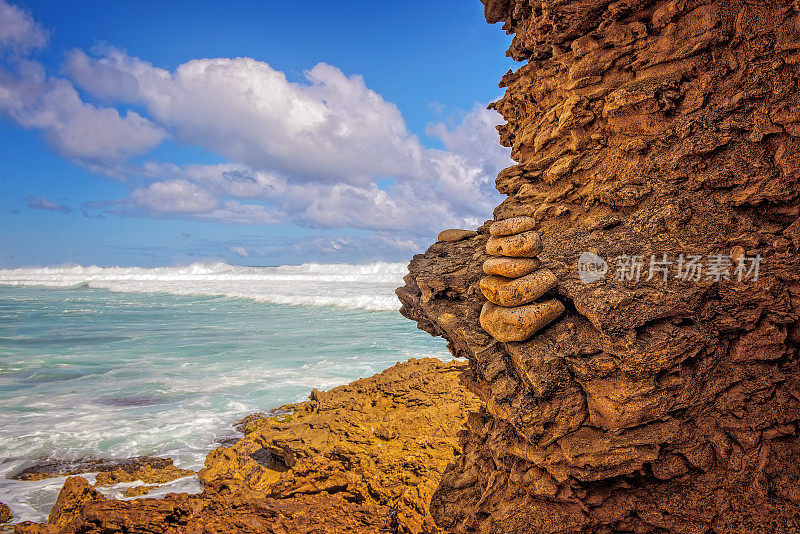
[0,262,409,311]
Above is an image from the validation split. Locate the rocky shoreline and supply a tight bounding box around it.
[11,358,478,534]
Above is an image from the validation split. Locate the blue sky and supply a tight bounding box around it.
[0,0,514,267]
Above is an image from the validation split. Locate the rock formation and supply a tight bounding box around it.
[439,229,479,242]
[11,457,191,483]
[14,358,479,534]
[479,216,565,342]
[1,502,11,525]
[398,0,800,532]
[93,461,194,488]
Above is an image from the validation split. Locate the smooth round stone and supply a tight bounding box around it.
[486,231,542,257]
[479,269,558,307]
[489,216,536,236]
[479,300,565,342]
[437,229,478,242]
[483,257,541,278]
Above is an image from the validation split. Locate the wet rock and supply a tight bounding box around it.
[17,359,479,534]
[123,485,157,497]
[50,476,102,530]
[437,229,477,242]
[479,269,558,307]
[485,230,542,257]
[93,460,194,487]
[482,256,541,278]
[0,502,10,524]
[479,300,565,342]
[12,457,183,482]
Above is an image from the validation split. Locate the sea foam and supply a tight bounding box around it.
[0,262,409,311]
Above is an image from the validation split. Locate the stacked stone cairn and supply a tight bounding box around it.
[479,216,565,342]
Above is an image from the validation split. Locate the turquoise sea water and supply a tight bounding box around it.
[0,264,449,523]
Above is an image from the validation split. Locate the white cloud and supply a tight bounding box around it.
[0,1,48,54]
[25,195,70,213]
[229,245,248,257]
[196,200,281,226]
[123,162,491,234]
[0,60,165,165]
[0,4,512,253]
[64,50,510,225]
[131,179,217,213]
[66,51,429,184]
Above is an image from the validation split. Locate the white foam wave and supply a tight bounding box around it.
[0,262,409,311]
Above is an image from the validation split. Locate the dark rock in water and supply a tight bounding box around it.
[396,0,800,532]
[214,436,241,446]
[0,501,11,524]
[92,460,194,487]
[12,456,176,482]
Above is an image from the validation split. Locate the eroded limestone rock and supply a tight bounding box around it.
[93,461,194,487]
[123,485,157,498]
[485,230,542,257]
[15,359,479,534]
[479,300,565,342]
[11,457,183,482]
[479,269,558,307]
[438,229,478,242]
[482,256,541,277]
[488,215,537,236]
[398,0,800,531]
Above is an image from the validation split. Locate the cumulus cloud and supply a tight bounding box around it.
[0,1,48,54]
[64,49,509,231]
[25,195,71,213]
[66,51,429,184]
[428,104,511,180]
[0,63,166,164]
[0,60,165,168]
[131,179,217,213]
[0,2,165,167]
[0,2,513,255]
[123,162,489,234]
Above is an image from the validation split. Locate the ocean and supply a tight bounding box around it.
[0,262,449,524]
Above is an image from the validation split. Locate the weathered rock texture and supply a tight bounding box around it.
[398,0,800,532]
[14,358,479,534]
[11,457,191,483]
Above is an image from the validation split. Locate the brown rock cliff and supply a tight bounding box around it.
[398,0,800,532]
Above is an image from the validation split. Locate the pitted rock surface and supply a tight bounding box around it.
[482,256,542,277]
[489,215,538,236]
[479,269,558,307]
[485,230,543,257]
[14,359,479,534]
[398,0,800,532]
[479,300,566,342]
